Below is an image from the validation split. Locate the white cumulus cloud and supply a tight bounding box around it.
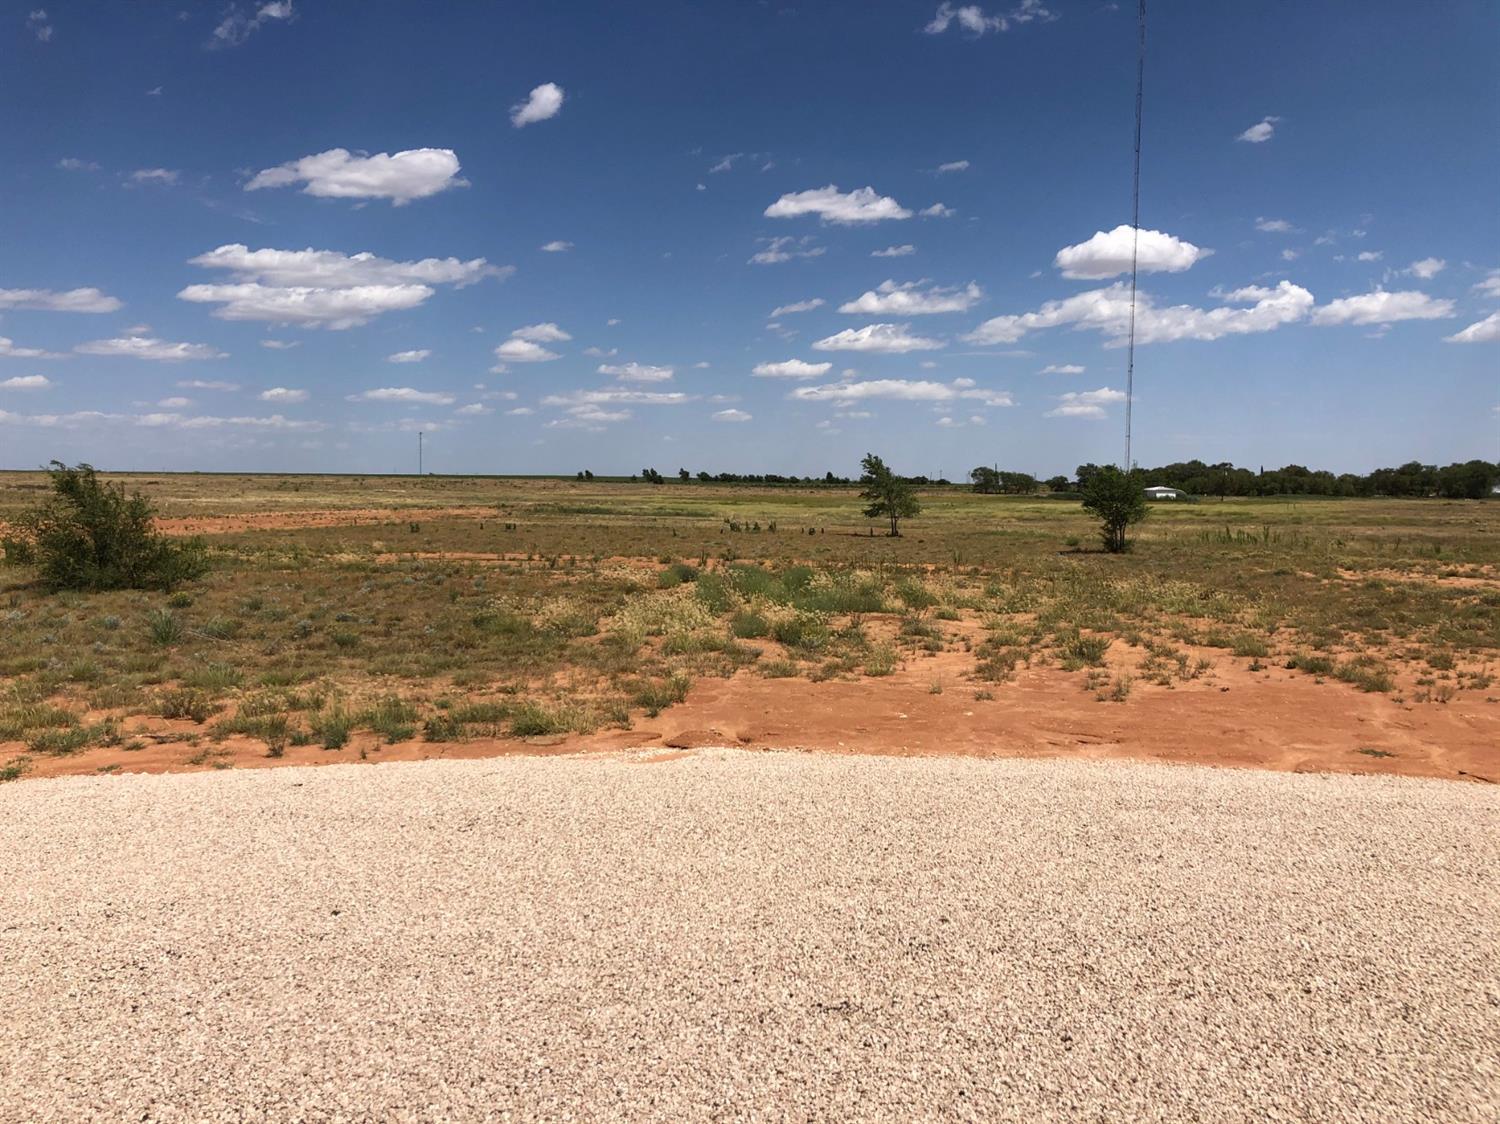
[246,148,465,205]
[966,280,1315,347]
[540,240,573,253]
[179,244,505,329]
[511,323,571,343]
[75,335,226,361]
[752,359,833,379]
[1255,217,1295,233]
[511,82,565,128]
[0,287,122,313]
[1237,116,1280,143]
[0,337,63,359]
[600,362,674,383]
[1054,225,1210,279]
[350,387,456,406]
[1310,290,1454,327]
[494,338,560,363]
[1445,312,1500,344]
[791,378,1011,407]
[839,279,982,315]
[259,386,308,403]
[1406,258,1446,280]
[386,349,431,364]
[1045,386,1125,419]
[1,374,53,390]
[765,185,912,224]
[812,323,945,353]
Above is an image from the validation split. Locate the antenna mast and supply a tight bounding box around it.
[418,431,423,476]
[1124,0,1146,470]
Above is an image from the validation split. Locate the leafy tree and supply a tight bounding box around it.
[1,461,207,591]
[1437,460,1496,499]
[640,468,664,485]
[859,453,921,537]
[678,468,690,482]
[970,466,1001,494]
[1080,465,1148,553]
[1045,475,1071,492]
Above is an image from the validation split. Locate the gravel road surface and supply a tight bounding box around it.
[3,750,1496,1122]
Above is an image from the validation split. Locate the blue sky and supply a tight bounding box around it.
[2,0,1497,478]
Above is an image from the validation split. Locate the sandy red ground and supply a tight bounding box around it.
[12,637,1497,785]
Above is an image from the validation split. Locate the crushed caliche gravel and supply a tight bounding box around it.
[2,751,1497,1123]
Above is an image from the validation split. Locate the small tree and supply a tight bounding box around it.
[1080,465,1148,553]
[859,453,921,537]
[1,461,207,591]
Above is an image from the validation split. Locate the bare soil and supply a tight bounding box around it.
[16,645,1497,784]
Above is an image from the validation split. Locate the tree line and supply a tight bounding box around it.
[583,459,1498,499]
[1068,459,1499,500]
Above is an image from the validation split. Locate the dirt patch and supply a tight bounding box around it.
[1338,566,1500,591]
[13,654,1496,784]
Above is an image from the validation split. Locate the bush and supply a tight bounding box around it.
[1,462,207,591]
[1080,466,1148,553]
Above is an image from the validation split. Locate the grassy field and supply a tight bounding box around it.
[1,471,1497,780]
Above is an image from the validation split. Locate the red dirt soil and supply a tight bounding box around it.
[12,643,1497,785]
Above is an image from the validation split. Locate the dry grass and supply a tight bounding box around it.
[2,471,1497,770]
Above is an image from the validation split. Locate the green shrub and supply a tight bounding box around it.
[1,462,207,591]
[361,696,418,743]
[423,713,467,742]
[657,562,699,588]
[157,688,219,724]
[1059,631,1111,669]
[182,662,243,691]
[508,700,590,737]
[310,707,353,749]
[730,610,770,638]
[629,673,692,716]
[147,608,183,646]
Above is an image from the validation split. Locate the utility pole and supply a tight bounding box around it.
[418,431,423,476]
[1124,0,1146,471]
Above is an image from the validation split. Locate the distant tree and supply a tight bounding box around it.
[584,469,594,480]
[970,466,1001,494]
[1438,460,1496,499]
[1,461,207,591]
[678,468,690,482]
[859,453,921,537]
[640,468,664,485]
[1080,465,1148,553]
[1045,475,1071,492]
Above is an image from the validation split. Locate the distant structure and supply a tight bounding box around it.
[1143,485,1185,501]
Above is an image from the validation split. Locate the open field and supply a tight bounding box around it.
[3,750,1496,1122]
[1,471,1497,783]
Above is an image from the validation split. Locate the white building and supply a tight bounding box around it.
[1143,486,1185,500]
